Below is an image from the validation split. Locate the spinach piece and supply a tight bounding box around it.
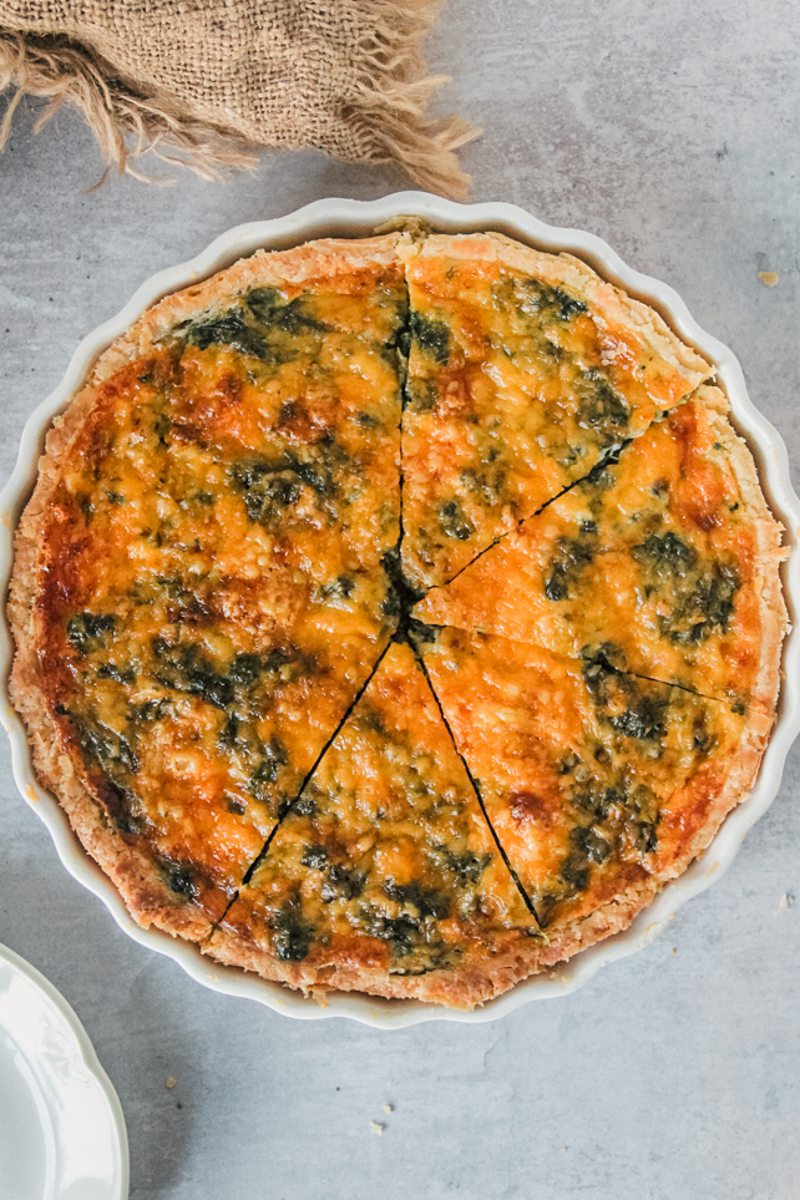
[300,844,329,870]
[185,309,268,361]
[608,695,668,741]
[575,368,630,445]
[633,534,740,643]
[54,708,143,833]
[521,278,588,323]
[570,825,611,863]
[67,612,117,656]
[320,863,366,903]
[544,536,594,601]
[152,638,233,709]
[230,460,299,525]
[133,698,172,723]
[315,575,356,603]
[229,453,336,528]
[248,737,289,800]
[245,287,328,333]
[78,717,139,777]
[438,499,474,541]
[383,881,451,920]
[460,458,507,508]
[668,564,739,644]
[61,708,140,832]
[436,847,492,885]
[633,531,696,578]
[546,767,661,925]
[407,379,438,413]
[270,898,313,962]
[635,821,658,854]
[582,652,668,742]
[161,860,199,899]
[155,643,299,718]
[360,911,423,953]
[409,312,450,364]
[381,298,412,370]
[572,780,624,821]
[560,854,590,893]
[96,662,136,685]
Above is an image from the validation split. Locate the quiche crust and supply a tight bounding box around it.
[7,230,787,1008]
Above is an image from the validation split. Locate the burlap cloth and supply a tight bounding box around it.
[0,1,476,194]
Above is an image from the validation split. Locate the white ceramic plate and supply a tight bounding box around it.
[2,192,799,1028]
[0,942,128,1200]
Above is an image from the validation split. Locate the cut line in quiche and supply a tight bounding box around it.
[208,642,542,1007]
[414,385,786,712]
[7,229,787,1008]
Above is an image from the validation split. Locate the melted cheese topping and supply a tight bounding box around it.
[221,643,536,979]
[401,241,702,588]
[415,392,772,707]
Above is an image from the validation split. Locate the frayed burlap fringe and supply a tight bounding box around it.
[0,1,477,195]
[0,33,259,184]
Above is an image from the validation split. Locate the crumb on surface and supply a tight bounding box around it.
[370,1121,385,1136]
[778,892,795,912]
[670,946,678,956]
[166,1075,177,1090]
[384,1103,394,1115]
[758,271,779,287]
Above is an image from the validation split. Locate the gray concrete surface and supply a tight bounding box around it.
[1,1,799,1196]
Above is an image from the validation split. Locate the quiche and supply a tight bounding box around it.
[8,229,786,1009]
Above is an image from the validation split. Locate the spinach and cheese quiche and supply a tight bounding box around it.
[8,229,786,1008]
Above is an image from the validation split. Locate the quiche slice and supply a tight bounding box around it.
[400,233,711,589]
[415,387,786,710]
[208,643,541,1007]
[9,235,407,940]
[416,627,772,946]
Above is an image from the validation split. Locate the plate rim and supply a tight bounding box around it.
[1,190,799,1028]
[0,940,130,1198]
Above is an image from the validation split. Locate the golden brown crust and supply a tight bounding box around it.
[698,386,788,716]
[204,875,662,1008]
[203,923,544,1010]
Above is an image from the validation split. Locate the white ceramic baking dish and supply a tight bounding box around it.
[2,192,798,1028]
